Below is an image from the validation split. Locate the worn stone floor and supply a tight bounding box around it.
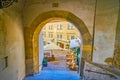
[24,52,80,80]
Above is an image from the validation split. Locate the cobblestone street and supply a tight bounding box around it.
[25,52,80,80]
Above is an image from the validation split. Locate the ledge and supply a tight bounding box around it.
[84,60,120,77]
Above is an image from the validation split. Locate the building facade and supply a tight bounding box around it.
[42,20,80,49]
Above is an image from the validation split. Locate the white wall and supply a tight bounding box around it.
[39,32,44,71]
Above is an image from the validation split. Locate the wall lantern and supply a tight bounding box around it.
[0,0,18,9]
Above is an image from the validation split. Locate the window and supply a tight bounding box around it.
[67,35,69,40]
[57,24,62,30]
[43,32,46,37]
[71,35,75,40]
[71,25,74,29]
[43,26,46,30]
[68,24,74,30]
[49,33,53,38]
[49,25,53,30]
[57,34,62,39]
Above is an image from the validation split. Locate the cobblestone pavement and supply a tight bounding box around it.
[43,52,70,71]
[24,52,80,80]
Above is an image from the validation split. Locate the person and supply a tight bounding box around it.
[51,54,55,60]
[42,58,48,67]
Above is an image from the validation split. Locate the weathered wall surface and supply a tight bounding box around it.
[83,62,120,80]
[113,0,120,69]
[23,1,95,73]
[23,0,95,34]
[0,0,119,79]
[23,0,119,64]
[93,0,119,64]
[24,10,92,75]
[0,1,25,80]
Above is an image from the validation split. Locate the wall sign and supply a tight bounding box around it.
[0,0,17,9]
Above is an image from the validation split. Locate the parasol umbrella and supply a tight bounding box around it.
[44,43,63,51]
[44,42,63,58]
[70,38,81,48]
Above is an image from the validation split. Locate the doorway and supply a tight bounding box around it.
[24,10,92,77]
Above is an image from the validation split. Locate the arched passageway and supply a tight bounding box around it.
[24,10,92,76]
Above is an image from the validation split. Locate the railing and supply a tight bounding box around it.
[85,69,117,79]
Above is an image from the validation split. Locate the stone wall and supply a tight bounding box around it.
[0,11,6,72]
[113,0,120,70]
[23,0,119,65]
[22,0,120,75]
[93,0,119,64]
[0,0,120,80]
[83,62,120,80]
[23,0,95,34]
[24,10,92,75]
[0,0,25,80]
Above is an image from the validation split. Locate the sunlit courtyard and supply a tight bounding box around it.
[25,52,80,80]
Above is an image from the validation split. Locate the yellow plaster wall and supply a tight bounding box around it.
[0,0,25,79]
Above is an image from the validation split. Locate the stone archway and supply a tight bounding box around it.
[24,10,92,76]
